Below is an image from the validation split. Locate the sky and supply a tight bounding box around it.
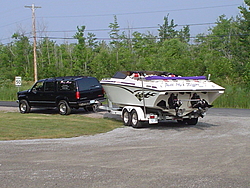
[0,0,245,44]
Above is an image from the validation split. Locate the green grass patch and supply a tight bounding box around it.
[213,84,250,109]
[0,112,122,140]
[0,80,33,101]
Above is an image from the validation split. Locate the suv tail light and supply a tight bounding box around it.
[76,91,80,99]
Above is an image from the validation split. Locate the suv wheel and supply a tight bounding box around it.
[19,99,31,113]
[58,100,71,115]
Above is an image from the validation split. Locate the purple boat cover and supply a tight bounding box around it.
[145,76,207,80]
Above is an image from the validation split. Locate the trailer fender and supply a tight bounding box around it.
[122,106,147,121]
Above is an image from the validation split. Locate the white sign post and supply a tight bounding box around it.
[15,76,22,91]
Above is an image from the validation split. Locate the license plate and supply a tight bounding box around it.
[90,100,95,104]
[149,118,158,124]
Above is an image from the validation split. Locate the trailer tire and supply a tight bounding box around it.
[131,109,143,128]
[122,109,131,126]
[92,104,99,113]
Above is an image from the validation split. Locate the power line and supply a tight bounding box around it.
[0,21,234,44]
[0,20,238,44]
[1,32,248,45]
[40,4,240,19]
[36,22,216,34]
[0,18,30,28]
[0,21,222,44]
[0,4,239,29]
[0,3,237,29]
[35,33,249,41]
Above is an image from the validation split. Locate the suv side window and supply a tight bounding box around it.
[77,78,101,91]
[44,81,55,91]
[32,81,44,92]
[57,80,76,91]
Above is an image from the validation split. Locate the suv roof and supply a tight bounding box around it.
[38,76,92,82]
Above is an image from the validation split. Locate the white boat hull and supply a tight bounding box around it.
[102,84,223,116]
[101,71,225,118]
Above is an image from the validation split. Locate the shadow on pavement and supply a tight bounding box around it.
[29,107,97,115]
[120,120,220,131]
[20,106,220,130]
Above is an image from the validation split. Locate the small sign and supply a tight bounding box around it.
[15,76,22,87]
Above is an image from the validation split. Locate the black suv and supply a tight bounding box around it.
[17,76,105,115]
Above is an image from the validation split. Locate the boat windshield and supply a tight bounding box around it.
[112,72,128,79]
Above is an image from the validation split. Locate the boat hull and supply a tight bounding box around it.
[101,83,224,117]
[101,71,225,117]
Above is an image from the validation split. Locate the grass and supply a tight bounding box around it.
[0,80,33,101]
[0,112,122,140]
[213,84,250,109]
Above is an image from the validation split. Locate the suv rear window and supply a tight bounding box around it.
[58,80,76,91]
[77,78,101,91]
[44,82,55,91]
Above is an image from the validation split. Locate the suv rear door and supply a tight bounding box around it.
[57,80,76,102]
[77,77,104,102]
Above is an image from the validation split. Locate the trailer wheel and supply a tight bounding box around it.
[122,109,131,126]
[92,104,99,112]
[131,109,143,128]
[185,118,198,125]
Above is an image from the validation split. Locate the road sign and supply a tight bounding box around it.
[15,76,22,87]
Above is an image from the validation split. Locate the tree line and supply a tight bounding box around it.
[0,1,249,91]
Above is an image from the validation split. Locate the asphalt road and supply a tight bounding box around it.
[0,101,18,107]
[0,102,249,187]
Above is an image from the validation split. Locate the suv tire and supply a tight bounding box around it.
[58,100,71,115]
[19,99,31,113]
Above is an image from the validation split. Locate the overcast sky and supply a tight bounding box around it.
[0,0,245,44]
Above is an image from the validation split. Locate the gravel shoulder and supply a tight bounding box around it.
[0,106,18,112]
[0,107,249,187]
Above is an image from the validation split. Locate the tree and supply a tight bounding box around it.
[158,15,178,42]
[237,0,250,86]
[193,15,240,82]
[73,26,88,75]
[109,15,120,46]
[74,26,86,46]
[131,31,158,70]
[86,32,98,49]
[10,32,33,79]
[36,38,56,78]
[178,25,190,43]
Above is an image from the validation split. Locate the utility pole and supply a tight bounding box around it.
[25,4,41,82]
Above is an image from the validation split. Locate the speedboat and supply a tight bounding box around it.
[100,71,225,126]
